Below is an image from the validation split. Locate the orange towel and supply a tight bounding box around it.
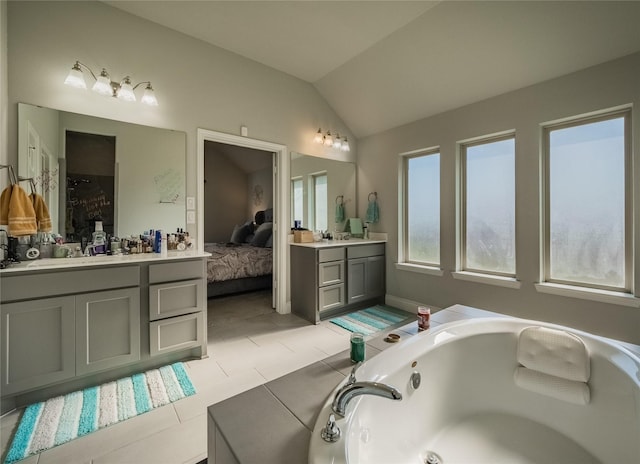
[8,184,37,236]
[30,193,52,232]
[0,185,11,225]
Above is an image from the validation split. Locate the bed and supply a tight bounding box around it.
[205,208,273,298]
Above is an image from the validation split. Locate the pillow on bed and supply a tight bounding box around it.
[264,233,273,248]
[230,222,254,244]
[251,222,273,247]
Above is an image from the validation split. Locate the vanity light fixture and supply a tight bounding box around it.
[313,128,351,152]
[64,61,158,106]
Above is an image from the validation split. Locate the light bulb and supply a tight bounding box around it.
[324,131,333,146]
[342,137,350,152]
[333,133,342,149]
[92,68,113,96]
[313,128,323,144]
[64,62,87,89]
[117,77,136,102]
[141,83,158,106]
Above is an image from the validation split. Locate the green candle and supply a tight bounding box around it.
[350,332,365,363]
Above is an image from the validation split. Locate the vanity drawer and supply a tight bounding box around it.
[150,312,203,357]
[347,243,385,259]
[318,261,344,287]
[149,260,204,284]
[0,266,140,302]
[149,279,204,321]
[319,283,345,313]
[318,247,344,263]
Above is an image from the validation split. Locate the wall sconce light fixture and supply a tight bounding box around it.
[64,61,158,106]
[313,128,350,152]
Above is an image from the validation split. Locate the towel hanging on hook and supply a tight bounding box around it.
[366,191,379,223]
[335,195,345,223]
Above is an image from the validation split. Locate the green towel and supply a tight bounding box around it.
[366,200,379,223]
[347,217,363,237]
[335,202,345,223]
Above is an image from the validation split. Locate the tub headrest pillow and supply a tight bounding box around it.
[515,326,591,405]
[514,367,590,405]
[517,326,590,382]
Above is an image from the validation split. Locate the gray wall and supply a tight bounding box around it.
[358,52,640,344]
[5,1,356,244]
[204,147,249,243]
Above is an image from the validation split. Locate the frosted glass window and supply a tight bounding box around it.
[406,152,440,265]
[313,173,327,231]
[463,137,515,275]
[291,178,303,227]
[546,113,628,290]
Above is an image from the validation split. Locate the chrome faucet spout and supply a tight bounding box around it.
[331,380,402,417]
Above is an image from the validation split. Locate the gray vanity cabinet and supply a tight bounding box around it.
[1,296,76,396]
[76,288,140,376]
[0,266,140,396]
[291,242,385,324]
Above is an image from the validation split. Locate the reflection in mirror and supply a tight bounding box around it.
[18,103,186,245]
[290,152,356,233]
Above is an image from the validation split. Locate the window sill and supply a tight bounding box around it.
[535,282,640,308]
[451,271,521,289]
[395,262,444,276]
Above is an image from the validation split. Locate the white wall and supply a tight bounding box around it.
[358,52,640,344]
[5,0,356,244]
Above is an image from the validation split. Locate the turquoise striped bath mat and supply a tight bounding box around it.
[4,362,196,464]
[330,305,412,336]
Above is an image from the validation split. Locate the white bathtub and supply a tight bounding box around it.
[309,317,640,464]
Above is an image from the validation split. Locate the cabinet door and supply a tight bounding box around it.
[76,288,140,375]
[1,296,75,395]
[347,258,367,303]
[366,255,385,298]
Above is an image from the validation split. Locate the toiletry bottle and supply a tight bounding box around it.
[91,221,107,254]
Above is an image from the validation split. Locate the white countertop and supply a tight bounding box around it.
[289,238,386,248]
[0,250,211,273]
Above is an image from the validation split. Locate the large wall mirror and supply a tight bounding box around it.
[18,103,186,245]
[290,152,356,233]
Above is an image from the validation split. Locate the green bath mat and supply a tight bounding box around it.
[329,305,412,336]
[4,362,196,464]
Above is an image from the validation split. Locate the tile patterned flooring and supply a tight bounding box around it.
[0,291,412,464]
[3,293,638,464]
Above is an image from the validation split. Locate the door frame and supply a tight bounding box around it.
[196,128,289,314]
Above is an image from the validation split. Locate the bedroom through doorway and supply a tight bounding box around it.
[203,140,276,309]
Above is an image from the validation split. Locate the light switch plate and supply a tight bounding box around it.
[186,211,196,224]
[186,196,195,210]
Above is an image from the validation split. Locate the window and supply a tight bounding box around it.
[312,173,327,231]
[291,177,303,227]
[544,110,630,291]
[402,150,440,266]
[461,135,515,276]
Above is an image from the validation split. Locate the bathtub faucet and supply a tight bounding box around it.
[331,364,403,417]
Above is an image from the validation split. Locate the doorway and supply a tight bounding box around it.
[197,129,289,314]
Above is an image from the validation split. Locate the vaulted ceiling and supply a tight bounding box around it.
[105,1,640,138]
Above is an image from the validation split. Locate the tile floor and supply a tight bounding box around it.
[3,294,639,464]
[0,291,414,464]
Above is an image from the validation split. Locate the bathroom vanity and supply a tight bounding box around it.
[290,240,386,323]
[0,252,208,413]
